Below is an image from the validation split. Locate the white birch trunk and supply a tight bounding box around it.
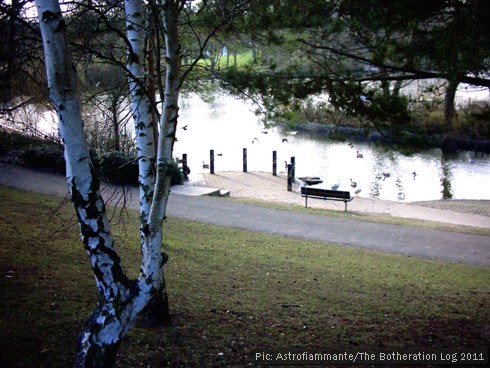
[35,1,158,366]
[124,0,159,276]
[149,0,181,230]
[36,0,199,365]
[125,0,171,326]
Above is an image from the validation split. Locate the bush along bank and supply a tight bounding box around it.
[0,131,185,186]
[291,122,490,153]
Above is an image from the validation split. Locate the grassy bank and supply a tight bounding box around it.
[0,187,488,367]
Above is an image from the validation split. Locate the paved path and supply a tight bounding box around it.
[1,164,489,266]
[197,171,490,228]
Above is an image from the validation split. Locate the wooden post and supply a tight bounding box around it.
[243,148,247,172]
[210,149,215,174]
[290,156,295,183]
[272,150,277,176]
[287,164,293,191]
[182,153,189,179]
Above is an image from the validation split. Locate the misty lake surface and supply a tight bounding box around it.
[175,93,490,202]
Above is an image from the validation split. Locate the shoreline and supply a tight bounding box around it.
[292,122,490,153]
[198,171,490,229]
[0,163,489,229]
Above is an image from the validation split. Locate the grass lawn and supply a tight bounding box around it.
[0,186,488,367]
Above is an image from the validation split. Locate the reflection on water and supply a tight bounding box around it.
[441,155,453,199]
[175,93,490,202]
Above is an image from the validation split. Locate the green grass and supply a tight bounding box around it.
[0,186,489,367]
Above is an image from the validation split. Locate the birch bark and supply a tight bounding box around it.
[149,0,181,227]
[35,1,158,366]
[125,0,156,228]
[125,0,172,326]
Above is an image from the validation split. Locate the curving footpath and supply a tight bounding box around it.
[1,164,489,266]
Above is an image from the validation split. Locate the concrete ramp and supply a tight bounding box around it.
[170,185,221,197]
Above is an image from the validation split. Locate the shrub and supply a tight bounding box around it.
[20,144,65,174]
[0,129,47,155]
[97,151,139,185]
[459,102,490,139]
[97,151,185,186]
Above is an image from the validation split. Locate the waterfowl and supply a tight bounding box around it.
[350,179,357,188]
[202,161,209,169]
[356,151,363,158]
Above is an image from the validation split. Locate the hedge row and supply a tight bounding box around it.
[18,144,184,186]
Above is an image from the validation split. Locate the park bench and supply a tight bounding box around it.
[301,186,353,211]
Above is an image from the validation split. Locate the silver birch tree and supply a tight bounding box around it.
[35,0,249,365]
[35,0,166,366]
[124,0,171,325]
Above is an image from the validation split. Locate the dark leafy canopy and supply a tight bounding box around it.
[0,0,46,105]
[220,0,490,133]
[335,0,490,83]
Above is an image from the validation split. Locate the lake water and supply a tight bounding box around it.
[175,93,490,202]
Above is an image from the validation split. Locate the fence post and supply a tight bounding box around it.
[287,164,293,191]
[243,148,247,172]
[272,150,277,176]
[290,156,295,183]
[210,149,215,174]
[182,153,190,180]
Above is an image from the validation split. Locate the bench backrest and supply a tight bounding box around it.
[301,186,351,200]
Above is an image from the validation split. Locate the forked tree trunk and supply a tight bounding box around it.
[125,0,171,326]
[35,1,165,366]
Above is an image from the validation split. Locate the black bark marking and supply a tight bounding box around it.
[142,224,150,237]
[41,10,60,22]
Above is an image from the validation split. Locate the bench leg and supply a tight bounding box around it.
[305,195,308,208]
[344,201,347,212]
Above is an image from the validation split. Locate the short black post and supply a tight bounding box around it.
[210,149,215,174]
[290,156,296,182]
[182,153,189,179]
[272,150,277,176]
[287,164,293,191]
[243,148,247,172]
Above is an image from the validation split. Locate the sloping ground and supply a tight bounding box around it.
[413,200,490,217]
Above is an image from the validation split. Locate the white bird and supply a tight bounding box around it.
[356,151,364,158]
[354,181,362,195]
[202,161,209,169]
[350,178,357,188]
